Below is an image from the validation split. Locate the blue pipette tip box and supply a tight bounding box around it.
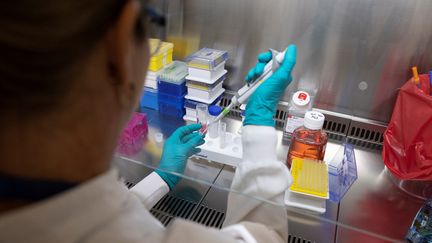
[140,87,159,110]
[159,103,185,118]
[158,92,185,109]
[157,78,186,96]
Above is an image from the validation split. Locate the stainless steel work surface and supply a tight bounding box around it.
[113,109,423,242]
[336,147,424,242]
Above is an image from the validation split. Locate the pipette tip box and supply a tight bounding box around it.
[157,61,188,96]
[159,103,185,118]
[158,92,185,118]
[186,69,228,84]
[290,158,329,199]
[186,48,228,71]
[140,87,158,110]
[187,82,224,100]
[185,88,225,104]
[285,158,329,214]
[187,61,226,81]
[285,190,326,215]
[144,71,159,90]
[158,92,185,107]
[186,73,226,91]
[148,39,174,72]
[184,96,222,109]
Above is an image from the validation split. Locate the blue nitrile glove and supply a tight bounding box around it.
[155,124,205,190]
[244,45,297,127]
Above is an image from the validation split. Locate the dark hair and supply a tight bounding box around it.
[0,0,145,113]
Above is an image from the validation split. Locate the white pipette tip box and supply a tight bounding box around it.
[187,61,226,81]
[186,69,228,84]
[144,71,159,89]
[187,82,224,100]
[194,132,243,167]
[144,79,157,89]
[185,88,225,104]
[285,190,326,215]
[186,48,228,71]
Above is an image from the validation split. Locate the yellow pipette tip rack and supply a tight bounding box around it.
[289,158,329,199]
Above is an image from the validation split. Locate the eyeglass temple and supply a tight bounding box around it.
[144,6,166,27]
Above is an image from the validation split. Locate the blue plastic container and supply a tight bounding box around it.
[140,87,158,110]
[158,92,185,109]
[157,78,186,96]
[159,101,185,118]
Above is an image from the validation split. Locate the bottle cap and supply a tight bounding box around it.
[304,111,325,130]
[292,91,311,108]
[208,105,222,116]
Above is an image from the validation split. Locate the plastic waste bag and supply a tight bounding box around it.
[382,74,432,180]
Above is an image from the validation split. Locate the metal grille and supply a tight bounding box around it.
[274,105,288,129]
[149,194,313,243]
[149,194,226,228]
[124,181,135,189]
[288,234,313,243]
[323,119,348,136]
[220,97,242,119]
[150,210,174,226]
[126,181,313,242]
[190,205,226,228]
[151,194,197,223]
[348,120,385,144]
[220,95,386,150]
[347,138,383,150]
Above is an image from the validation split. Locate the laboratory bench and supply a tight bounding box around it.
[112,108,426,243]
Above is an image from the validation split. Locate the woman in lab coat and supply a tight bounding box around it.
[0,0,296,242]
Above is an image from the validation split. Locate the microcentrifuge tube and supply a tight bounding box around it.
[196,104,209,134]
[219,122,227,148]
[154,132,164,148]
[208,122,219,138]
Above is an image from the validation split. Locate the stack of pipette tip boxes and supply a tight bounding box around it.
[140,39,174,110]
[157,61,188,118]
[183,48,228,122]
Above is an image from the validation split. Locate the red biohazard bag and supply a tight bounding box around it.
[382,74,432,180]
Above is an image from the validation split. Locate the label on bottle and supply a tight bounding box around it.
[285,115,304,134]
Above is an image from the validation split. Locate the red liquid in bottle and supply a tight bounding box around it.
[287,126,328,168]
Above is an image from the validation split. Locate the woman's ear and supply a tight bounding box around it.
[105,0,142,108]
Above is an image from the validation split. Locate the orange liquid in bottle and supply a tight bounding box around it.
[287,126,328,168]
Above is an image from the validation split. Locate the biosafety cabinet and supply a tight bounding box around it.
[114,0,432,242]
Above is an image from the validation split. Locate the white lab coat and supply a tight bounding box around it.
[0,125,292,243]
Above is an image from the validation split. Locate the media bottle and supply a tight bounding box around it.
[287,111,328,168]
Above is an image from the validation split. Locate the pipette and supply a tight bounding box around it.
[412,66,420,88]
[210,48,287,124]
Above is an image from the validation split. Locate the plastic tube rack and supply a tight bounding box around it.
[193,132,243,167]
